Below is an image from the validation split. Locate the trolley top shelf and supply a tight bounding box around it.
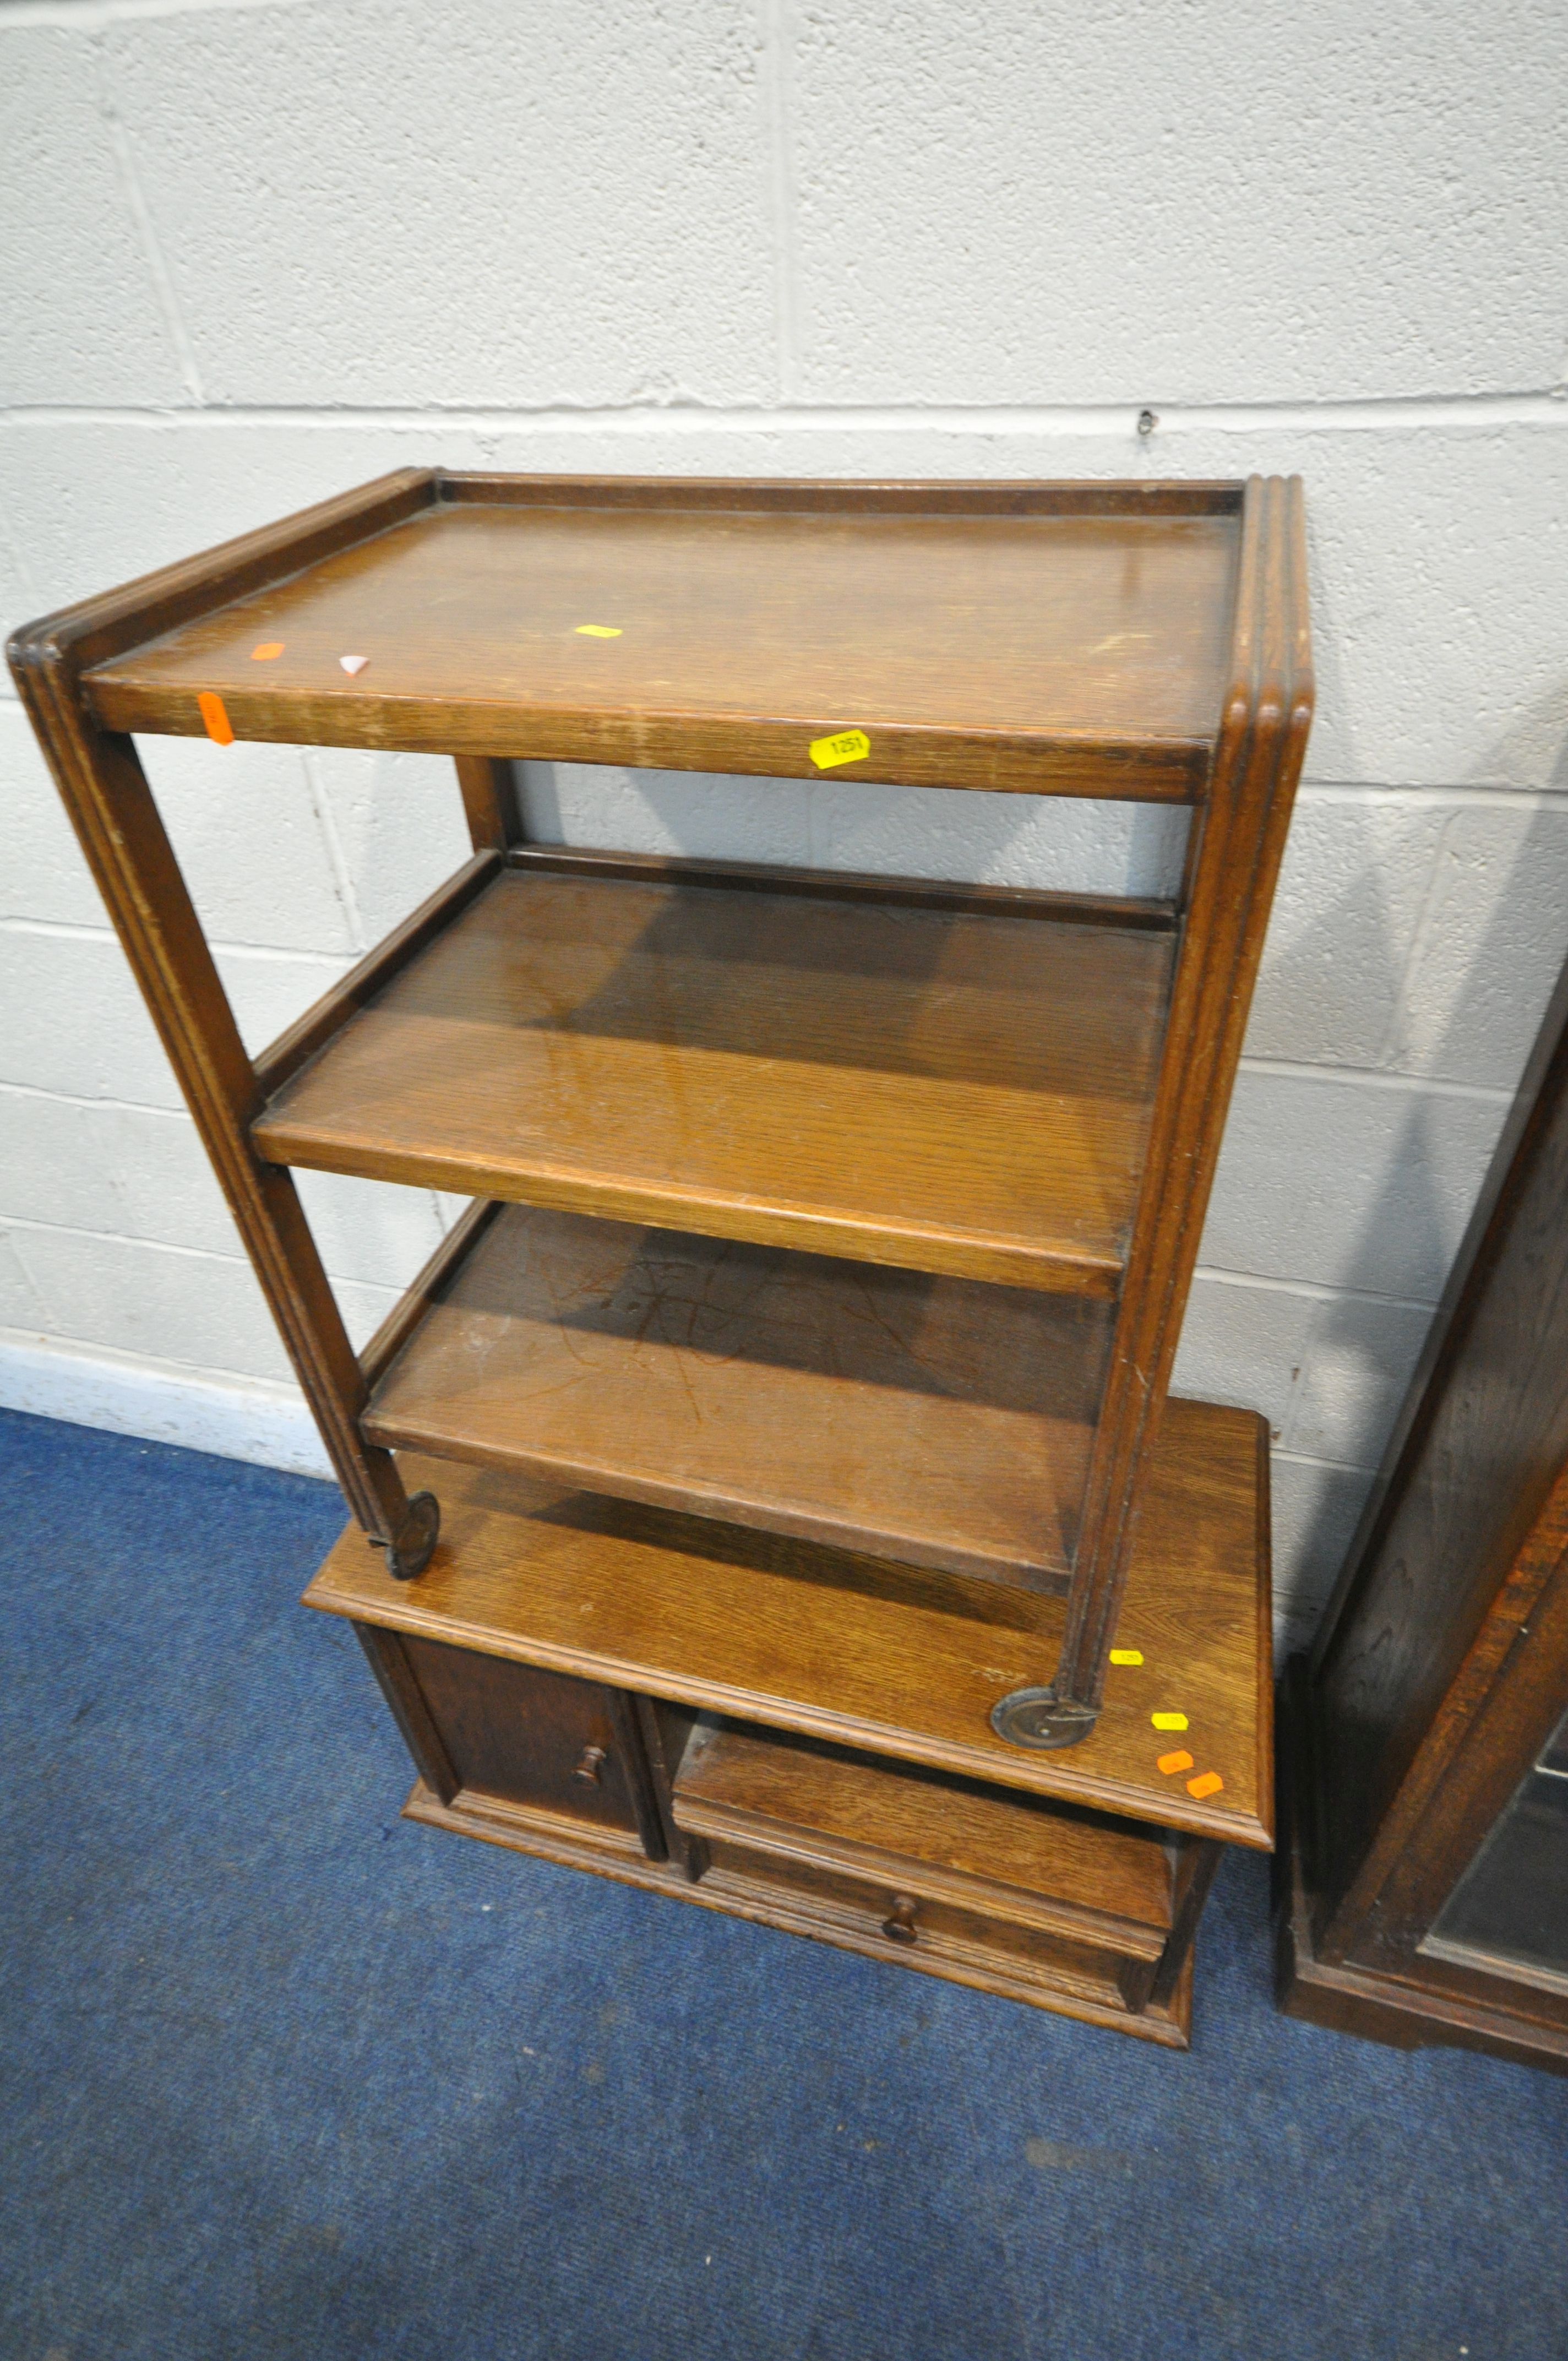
[51,471,1257,801]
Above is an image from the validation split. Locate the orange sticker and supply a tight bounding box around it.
[1186,1771,1224,1800]
[198,691,234,746]
[251,641,284,661]
[1157,1749,1194,1776]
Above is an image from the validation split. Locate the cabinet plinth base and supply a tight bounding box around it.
[1276,1835,1568,2077]
[403,1776,1195,2046]
[1275,1675,1568,2077]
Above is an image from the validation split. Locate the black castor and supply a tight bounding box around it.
[382,1490,440,1581]
[989,1686,1098,1750]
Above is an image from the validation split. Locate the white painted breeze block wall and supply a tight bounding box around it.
[3,0,1567,1655]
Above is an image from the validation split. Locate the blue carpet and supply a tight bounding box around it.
[2,1403,1565,2361]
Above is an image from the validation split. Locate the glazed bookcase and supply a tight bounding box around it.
[13,471,1308,2036]
[1278,944,1568,2074]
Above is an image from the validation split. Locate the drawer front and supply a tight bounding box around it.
[399,1634,649,1840]
[671,1720,1177,1952]
[699,1830,1133,2005]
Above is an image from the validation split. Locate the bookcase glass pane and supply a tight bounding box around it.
[1422,1702,1568,1997]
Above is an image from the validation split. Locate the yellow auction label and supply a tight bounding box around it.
[809,728,870,770]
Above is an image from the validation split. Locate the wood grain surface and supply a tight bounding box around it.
[255,869,1173,1293]
[305,1395,1273,1846]
[83,488,1239,798]
[362,1204,1110,1589]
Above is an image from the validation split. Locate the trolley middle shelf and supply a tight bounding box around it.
[252,855,1176,1297]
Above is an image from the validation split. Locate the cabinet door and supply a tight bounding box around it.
[357,1625,665,1857]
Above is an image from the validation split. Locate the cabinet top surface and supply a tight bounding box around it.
[306,1395,1273,1846]
[80,481,1244,796]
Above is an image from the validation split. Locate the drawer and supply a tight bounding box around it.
[673,1719,1179,1956]
[695,1825,1134,2006]
[361,1625,665,1854]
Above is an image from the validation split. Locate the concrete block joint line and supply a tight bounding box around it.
[4,0,1568,1647]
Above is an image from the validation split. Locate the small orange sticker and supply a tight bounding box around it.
[1157,1749,1194,1776]
[251,641,284,661]
[198,691,234,746]
[1186,1771,1224,1800]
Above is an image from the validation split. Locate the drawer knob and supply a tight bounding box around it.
[881,1894,919,1945]
[573,1745,608,1787]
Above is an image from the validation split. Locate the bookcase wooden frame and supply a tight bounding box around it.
[9,468,1310,1743]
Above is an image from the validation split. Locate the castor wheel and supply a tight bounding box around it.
[989,1686,1098,1750]
[377,1490,440,1581]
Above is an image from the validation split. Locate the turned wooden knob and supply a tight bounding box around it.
[881,1894,919,1944]
[573,1745,608,1787]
